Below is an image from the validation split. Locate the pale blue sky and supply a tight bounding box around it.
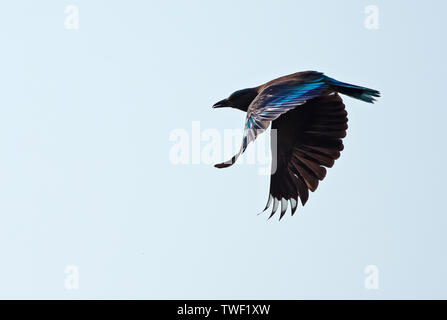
[0,0,446,299]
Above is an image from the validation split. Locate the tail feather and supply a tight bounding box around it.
[325,76,380,103]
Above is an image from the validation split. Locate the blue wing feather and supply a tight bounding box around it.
[215,75,330,168]
[249,77,328,126]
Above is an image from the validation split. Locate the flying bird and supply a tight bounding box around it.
[213,71,380,219]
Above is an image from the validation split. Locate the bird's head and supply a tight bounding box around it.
[212,88,258,112]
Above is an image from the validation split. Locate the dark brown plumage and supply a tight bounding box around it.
[268,93,347,218]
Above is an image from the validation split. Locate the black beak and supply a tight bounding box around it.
[212,99,228,109]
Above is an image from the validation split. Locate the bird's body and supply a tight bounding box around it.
[213,71,379,219]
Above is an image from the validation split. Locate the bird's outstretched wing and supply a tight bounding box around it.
[264,93,348,220]
[215,72,329,168]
